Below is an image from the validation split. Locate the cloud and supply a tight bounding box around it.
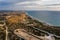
[16,1,42,5]
[16,0,60,5]
[0,0,60,10]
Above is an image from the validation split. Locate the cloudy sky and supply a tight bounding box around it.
[0,0,60,10]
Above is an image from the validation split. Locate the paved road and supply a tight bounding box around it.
[0,21,60,40]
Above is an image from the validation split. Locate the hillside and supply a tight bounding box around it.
[0,11,60,40]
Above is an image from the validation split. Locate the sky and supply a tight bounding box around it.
[0,0,60,10]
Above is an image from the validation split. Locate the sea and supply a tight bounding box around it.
[27,11,60,26]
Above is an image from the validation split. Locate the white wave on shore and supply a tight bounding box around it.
[26,12,52,26]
